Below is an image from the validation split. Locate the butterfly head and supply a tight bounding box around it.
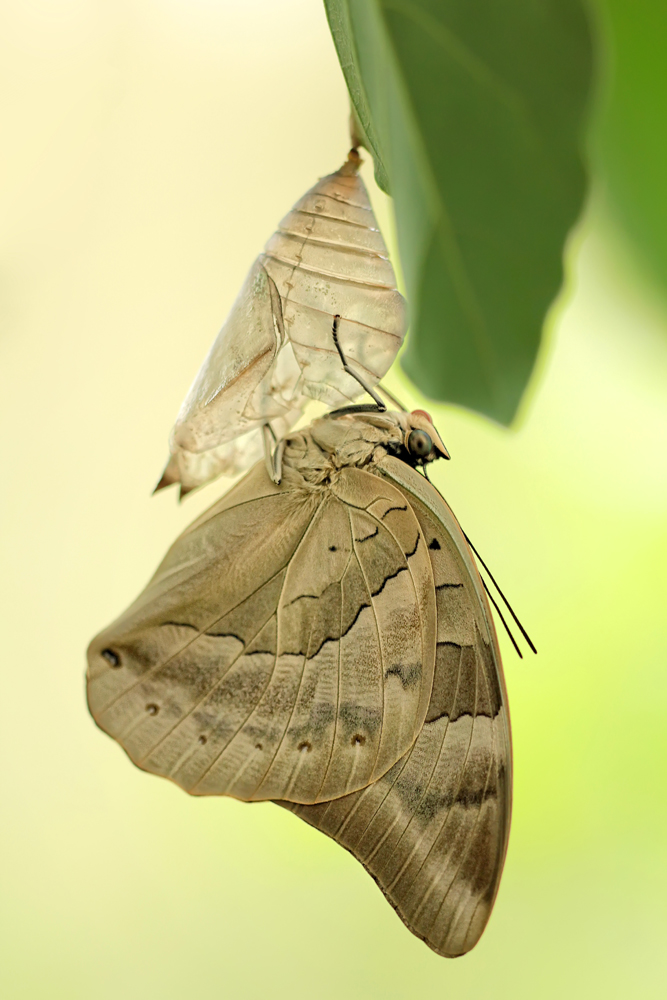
[309,406,449,479]
[401,409,450,466]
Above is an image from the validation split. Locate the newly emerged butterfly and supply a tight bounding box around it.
[87,408,511,958]
[156,149,407,495]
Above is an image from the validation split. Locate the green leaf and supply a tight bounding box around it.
[324,1,390,192]
[593,1,667,292]
[325,0,593,423]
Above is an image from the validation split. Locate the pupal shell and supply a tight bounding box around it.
[157,151,406,495]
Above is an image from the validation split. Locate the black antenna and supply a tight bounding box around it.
[328,402,386,417]
[463,532,537,655]
[480,579,523,658]
[414,462,534,659]
[332,315,387,411]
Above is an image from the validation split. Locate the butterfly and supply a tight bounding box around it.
[87,406,512,958]
[155,149,407,496]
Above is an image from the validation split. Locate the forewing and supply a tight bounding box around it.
[279,460,511,957]
[87,463,436,804]
[87,462,314,794]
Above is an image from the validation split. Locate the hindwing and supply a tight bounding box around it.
[279,458,511,957]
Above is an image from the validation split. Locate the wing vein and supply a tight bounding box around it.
[383,646,464,891]
[135,613,278,766]
[314,533,355,800]
[95,499,321,717]
[348,509,386,782]
[189,498,331,796]
[409,642,480,925]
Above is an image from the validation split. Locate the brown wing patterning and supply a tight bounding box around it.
[87,462,435,804]
[88,411,510,956]
[279,471,511,958]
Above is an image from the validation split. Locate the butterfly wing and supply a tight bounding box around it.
[279,457,511,957]
[87,462,435,804]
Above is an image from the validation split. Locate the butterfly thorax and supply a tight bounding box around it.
[279,410,445,489]
[276,412,399,488]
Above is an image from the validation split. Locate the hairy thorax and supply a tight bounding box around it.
[279,412,407,488]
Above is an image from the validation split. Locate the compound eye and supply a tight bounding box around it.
[407,429,432,458]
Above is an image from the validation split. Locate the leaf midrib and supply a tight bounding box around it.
[368,0,500,388]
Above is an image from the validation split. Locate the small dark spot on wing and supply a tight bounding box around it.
[385,662,421,688]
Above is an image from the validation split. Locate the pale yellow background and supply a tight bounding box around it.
[1,2,667,998]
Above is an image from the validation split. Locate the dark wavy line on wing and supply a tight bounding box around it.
[281,597,371,661]
[90,519,314,713]
[313,545,356,802]
[284,576,343,609]
[356,527,379,542]
[282,534,416,628]
[135,612,280,769]
[378,504,408,518]
[183,500,338,792]
[426,642,502,723]
[162,622,247,644]
[371,561,409,599]
[369,532,420,600]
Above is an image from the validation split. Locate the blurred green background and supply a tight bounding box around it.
[1,2,666,997]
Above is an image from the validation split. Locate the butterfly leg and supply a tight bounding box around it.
[261,422,285,485]
[271,439,286,484]
[262,422,278,482]
[332,315,386,411]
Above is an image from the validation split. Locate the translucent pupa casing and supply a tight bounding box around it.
[157,150,407,495]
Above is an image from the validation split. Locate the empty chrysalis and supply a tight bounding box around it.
[156,149,407,496]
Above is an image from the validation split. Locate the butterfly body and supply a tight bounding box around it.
[87,410,511,956]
